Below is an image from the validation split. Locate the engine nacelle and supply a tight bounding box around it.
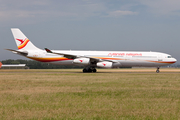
[73,58,90,65]
[96,62,113,68]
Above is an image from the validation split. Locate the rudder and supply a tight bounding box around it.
[11,28,41,51]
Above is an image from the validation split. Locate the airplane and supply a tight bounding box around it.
[6,28,177,73]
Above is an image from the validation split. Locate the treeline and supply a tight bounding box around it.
[1,59,83,69]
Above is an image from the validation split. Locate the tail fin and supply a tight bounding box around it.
[11,28,41,51]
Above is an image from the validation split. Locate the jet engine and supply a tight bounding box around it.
[96,61,113,68]
[73,58,90,65]
[97,61,121,68]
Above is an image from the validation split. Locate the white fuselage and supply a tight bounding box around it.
[26,50,177,68]
[9,28,177,72]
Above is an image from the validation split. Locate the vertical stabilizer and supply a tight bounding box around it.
[11,28,41,51]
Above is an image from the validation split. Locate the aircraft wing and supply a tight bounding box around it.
[5,49,28,56]
[45,48,118,63]
[45,48,78,59]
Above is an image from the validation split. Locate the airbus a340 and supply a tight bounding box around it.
[6,28,177,73]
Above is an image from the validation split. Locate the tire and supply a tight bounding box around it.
[156,69,159,73]
[83,69,87,73]
[93,69,97,73]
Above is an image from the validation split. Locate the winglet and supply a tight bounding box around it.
[45,48,52,53]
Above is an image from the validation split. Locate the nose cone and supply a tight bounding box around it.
[172,58,177,63]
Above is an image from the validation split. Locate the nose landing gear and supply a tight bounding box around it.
[156,67,160,73]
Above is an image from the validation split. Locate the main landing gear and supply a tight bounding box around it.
[83,67,97,73]
[156,67,160,73]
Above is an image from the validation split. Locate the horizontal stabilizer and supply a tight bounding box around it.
[5,49,28,56]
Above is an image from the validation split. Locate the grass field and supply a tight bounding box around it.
[0,68,180,120]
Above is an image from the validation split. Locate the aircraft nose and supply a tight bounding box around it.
[173,58,177,63]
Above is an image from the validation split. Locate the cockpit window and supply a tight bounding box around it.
[167,56,172,58]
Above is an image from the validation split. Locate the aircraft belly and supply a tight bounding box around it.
[120,60,165,67]
[49,60,73,65]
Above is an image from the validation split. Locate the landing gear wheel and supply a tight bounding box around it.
[88,68,92,72]
[83,68,92,73]
[92,69,97,73]
[156,68,160,73]
[83,68,87,73]
[83,68,96,73]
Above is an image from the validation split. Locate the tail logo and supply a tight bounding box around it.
[16,38,26,44]
[16,38,30,49]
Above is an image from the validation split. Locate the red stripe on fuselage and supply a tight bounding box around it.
[27,57,72,62]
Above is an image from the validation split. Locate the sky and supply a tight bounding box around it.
[0,0,180,64]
